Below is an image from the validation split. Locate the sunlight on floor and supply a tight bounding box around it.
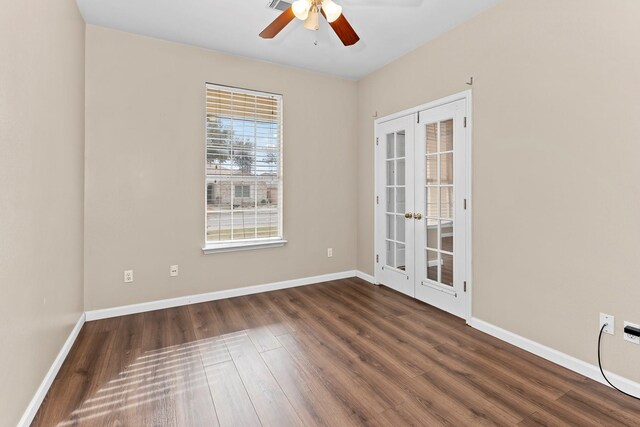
[56,332,247,426]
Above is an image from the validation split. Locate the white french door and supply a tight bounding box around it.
[375,115,415,297]
[375,97,469,318]
[414,100,467,318]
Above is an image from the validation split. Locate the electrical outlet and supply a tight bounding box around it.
[327,248,333,258]
[170,265,179,277]
[600,313,614,335]
[624,321,640,344]
[124,270,134,283]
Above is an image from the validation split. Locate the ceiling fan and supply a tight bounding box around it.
[260,0,360,46]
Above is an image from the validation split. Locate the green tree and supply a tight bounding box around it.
[233,139,255,175]
[263,150,278,175]
[206,116,231,165]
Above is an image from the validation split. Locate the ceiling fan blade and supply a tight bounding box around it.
[321,10,360,46]
[259,6,296,39]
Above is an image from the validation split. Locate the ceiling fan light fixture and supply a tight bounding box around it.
[259,0,359,46]
[303,7,320,30]
[322,0,343,23]
[292,0,311,20]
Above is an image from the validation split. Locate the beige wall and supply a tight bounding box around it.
[84,26,358,310]
[357,0,640,382]
[0,0,85,425]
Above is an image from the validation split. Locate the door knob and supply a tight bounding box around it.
[404,213,413,219]
[414,213,423,220]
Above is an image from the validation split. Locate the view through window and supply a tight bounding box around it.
[205,84,282,246]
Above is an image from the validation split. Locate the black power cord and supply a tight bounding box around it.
[597,323,640,400]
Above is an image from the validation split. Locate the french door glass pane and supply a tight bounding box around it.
[385,130,406,271]
[440,187,454,219]
[396,159,405,185]
[386,214,394,240]
[441,253,454,286]
[396,131,405,157]
[440,153,453,185]
[386,161,395,185]
[426,155,438,184]
[386,241,395,267]
[386,188,394,212]
[423,118,456,288]
[396,187,405,212]
[396,243,406,271]
[426,123,437,154]
[396,215,405,243]
[441,220,453,253]
[426,219,438,249]
[426,187,438,218]
[426,250,438,281]
[441,119,454,151]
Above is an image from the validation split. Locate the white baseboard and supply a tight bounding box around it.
[18,313,86,427]
[85,270,358,321]
[355,270,376,284]
[469,317,640,397]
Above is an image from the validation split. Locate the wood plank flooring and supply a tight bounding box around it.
[32,278,640,426]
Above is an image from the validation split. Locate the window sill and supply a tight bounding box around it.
[202,239,287,254]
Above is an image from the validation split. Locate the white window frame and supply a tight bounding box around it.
[203,83,286,254]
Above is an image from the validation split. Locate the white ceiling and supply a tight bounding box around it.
[76,0,501,80]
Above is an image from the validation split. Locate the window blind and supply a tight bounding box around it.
[205,84,283,245]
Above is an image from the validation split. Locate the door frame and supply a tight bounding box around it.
[373,90,473,323]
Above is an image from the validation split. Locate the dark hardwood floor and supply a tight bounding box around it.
[33,278,640,426]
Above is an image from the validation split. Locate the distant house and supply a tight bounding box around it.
[206,163,278,208]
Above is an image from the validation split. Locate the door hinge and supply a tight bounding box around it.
[376,137,379,146]
[464,199,467,210]
[376,196,379,205]
[464,281,467,292]
[376,254,379,263]
[464,117,467,128]
[417,114,420,124]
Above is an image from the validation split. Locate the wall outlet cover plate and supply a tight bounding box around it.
[600,313,614,335]
[624,321,640,344]
[124,270,134,283]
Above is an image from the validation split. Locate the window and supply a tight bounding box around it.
[204,84,284,252]
[234,185,251,198]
